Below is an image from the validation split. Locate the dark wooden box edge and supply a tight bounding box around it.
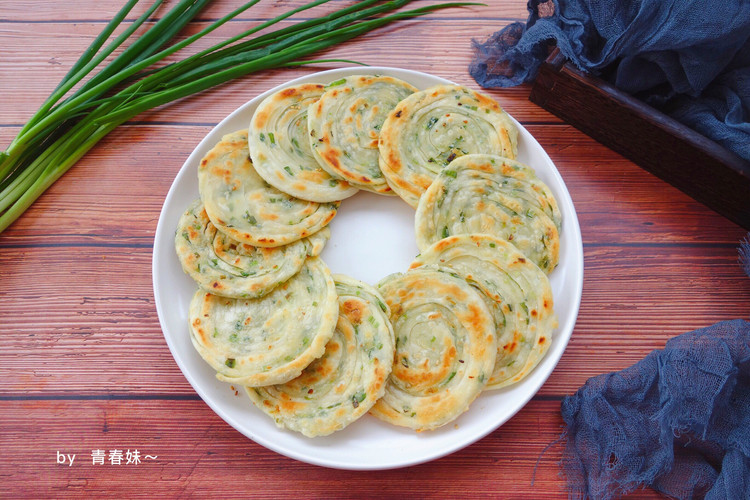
[529,49,750,230]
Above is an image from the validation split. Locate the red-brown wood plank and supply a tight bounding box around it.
[2,398,655,498]
[0,19,557,126]
[0,0,530,22]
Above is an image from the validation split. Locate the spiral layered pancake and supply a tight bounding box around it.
[175,199,330,298]
[410,234,556,389]
[370,267,496,431]
[246,275,395,437]
[188,257,338,387]
[307,75,416,194]
[378,84,518,208]
[198,130,338,248]
[415,154,560,272]
[248,83,358,202]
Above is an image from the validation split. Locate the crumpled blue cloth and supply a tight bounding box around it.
[559,239,750,499]
[470,0,750,161]
[561,319,750,499]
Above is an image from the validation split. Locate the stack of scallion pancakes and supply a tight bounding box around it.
[175,74,561,437]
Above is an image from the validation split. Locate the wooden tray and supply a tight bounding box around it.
[529,49,750,230]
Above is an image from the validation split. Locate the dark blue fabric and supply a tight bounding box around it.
[561,319,750,499]
[558,238,750,499]
[470,0,750,161]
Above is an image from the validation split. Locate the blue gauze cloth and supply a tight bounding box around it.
[469,0,750,161]
[559,239,750,499]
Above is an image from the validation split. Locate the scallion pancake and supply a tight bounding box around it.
[307,75,416,195]
[188,257,338,387]
[246,275,395,437]
[410,234,556,389]
[198,130,339,248]
[378,84,518,208]
[248,83,359,202]
[415,154,560,272]
[370,267,496,431]
[175,199,330,298]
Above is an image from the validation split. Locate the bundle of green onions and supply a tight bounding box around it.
[0,0,473,233]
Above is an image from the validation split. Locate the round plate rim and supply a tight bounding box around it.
[152,66,584,470]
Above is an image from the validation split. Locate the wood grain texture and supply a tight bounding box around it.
[0,20,558,124]
[0,399,579,499]
[1,0,748,498]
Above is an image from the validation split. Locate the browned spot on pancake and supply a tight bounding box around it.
[475,91,500,111]
[516,257,526,264]
[500,128,511,151]
[539,337,546,344]
[385,154,402,174]
[312,359,336,378]
[192,323,208,344]
[253,109,269,128]
[397,344,455,388]
[209,166,229,177]
[279,87,300,99]
[531,309,538,317]
[394,110,402,118]
[341,299,364,324]
[466,303,487,333]
[322,148,341,169]
[434,236,459,252]
[477,162,494,173]
[389,302,403,317]
[279,394,305,412]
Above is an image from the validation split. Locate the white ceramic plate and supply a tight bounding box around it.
[153,67,583,470]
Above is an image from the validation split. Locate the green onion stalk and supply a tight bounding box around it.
[0,0,476,232]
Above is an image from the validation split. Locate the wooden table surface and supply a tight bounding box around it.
[2,1,749,497]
